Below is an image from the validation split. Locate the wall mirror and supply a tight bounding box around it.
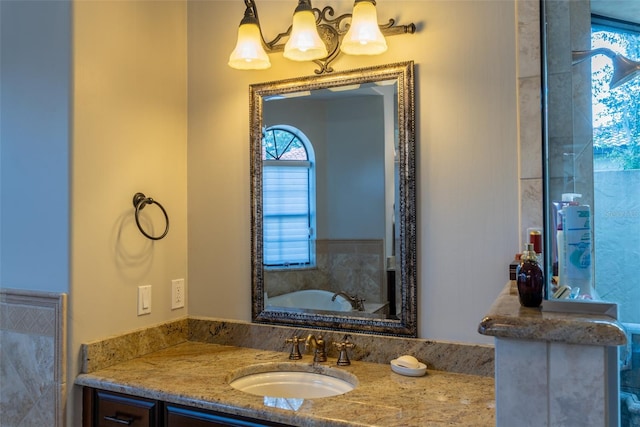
[250,61,417,336]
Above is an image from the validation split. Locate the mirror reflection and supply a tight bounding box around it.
[250,62,416,336]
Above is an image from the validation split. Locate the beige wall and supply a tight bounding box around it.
[70,1,187,424]
[187,1,519,343]
[72,0,187,351]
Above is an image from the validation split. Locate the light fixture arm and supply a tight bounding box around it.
[239,0,271,49]
[243,0,416,74]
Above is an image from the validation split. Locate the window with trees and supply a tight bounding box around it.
[592,17,640,171]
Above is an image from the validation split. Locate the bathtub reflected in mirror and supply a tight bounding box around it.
[266,290,354,312]
[265,289,389,314]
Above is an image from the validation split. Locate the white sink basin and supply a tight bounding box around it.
[229,363,357,399]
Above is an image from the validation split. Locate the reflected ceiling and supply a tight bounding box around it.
[591,0,640,24]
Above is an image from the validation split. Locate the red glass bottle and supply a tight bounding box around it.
[517,243,544,307]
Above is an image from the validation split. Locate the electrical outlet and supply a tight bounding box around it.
[171,279,185,310]
[138,285,151,315]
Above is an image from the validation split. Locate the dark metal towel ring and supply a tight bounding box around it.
[132,192,169,240]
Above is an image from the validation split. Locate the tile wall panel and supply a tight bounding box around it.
[0,289,66,427]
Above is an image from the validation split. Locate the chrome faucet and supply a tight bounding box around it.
[331,291,365,311]
[305,334,327,362]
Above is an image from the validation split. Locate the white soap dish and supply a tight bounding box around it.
[390,359,427,377]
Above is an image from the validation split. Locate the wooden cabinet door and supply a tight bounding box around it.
[83,387,292,427]
[165,404,292,427]
[84,388,160,427]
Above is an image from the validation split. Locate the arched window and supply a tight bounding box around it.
[262,125,316,268]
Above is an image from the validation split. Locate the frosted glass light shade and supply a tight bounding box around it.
[283,9,328,61]
[341,0,387,55]
[228,23,271,70]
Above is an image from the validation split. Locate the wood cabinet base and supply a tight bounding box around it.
[83,388,292,427]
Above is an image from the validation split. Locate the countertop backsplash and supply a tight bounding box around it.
[81,316,494,377]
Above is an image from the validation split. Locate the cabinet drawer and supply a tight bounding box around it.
[165,404,293,427]
[95,390,159,427]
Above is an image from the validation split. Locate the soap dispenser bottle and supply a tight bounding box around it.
[517,243,544,307]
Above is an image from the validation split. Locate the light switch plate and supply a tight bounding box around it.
[138,285,151,315]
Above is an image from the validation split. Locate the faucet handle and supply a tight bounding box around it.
[285,335,303,360]
[334,335,355,366]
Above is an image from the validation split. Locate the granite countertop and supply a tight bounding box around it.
[478,282,627,346]
[75,341,495,427]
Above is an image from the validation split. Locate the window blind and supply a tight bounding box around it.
[263,164,311,266]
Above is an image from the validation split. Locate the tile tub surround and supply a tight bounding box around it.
[0,288,67,427]
[478,283,627,427]
[76,341,495,427]
[82,317,495,377]
[265,239,386,306]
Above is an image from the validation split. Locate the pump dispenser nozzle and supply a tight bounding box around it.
[562,193,582,203]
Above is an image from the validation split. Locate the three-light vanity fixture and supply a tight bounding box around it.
[228,0,416,74]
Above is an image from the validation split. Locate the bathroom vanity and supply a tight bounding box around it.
[76,340,495,427]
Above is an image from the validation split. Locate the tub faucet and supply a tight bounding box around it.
[305,334,327,362]
[331,291,365,311]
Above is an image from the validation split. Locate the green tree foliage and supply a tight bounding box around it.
[592,28,640,170]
